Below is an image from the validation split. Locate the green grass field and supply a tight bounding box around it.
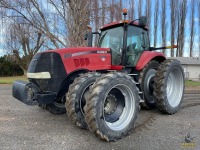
[1,76,200,87]
[0,76,28,84]
[185,80,200,87]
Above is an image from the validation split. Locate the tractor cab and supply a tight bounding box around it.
[98,22,149,67]
[86,8,149,68]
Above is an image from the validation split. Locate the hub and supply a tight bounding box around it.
[104,94,117,114]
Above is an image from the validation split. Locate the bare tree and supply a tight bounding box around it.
[94,0,99,31]
[145,0,151,26]
[58,0,90,47]
[5,23,44,71]
[115,0,122,21]
[177,0,187,57]
[154,0,159,47]
[0,0,66,48]
[161,0,166,54]
[129,0,134,20]
[101,0,106,25]
[198,1,200,56]
[170,0,176,57]
[189,0,195,57]
[138,0,142,17]
[109,0,115,22]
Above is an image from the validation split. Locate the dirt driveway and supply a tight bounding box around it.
[0,85,200,150]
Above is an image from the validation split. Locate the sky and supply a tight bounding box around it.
[0,0,199,57]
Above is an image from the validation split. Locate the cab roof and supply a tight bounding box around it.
[100,20,148,31]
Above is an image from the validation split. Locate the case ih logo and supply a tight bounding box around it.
[97,50,107,54]
[64,50,109,58]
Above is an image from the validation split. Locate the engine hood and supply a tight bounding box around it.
[42,47,110,57]
[27,46,121,92]
[37,47,113,74]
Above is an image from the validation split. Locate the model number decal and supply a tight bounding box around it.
[64,50,109,58]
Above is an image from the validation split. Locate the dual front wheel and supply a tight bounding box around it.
[66,72,140,141]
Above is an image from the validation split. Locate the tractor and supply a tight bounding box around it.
[12,9,184,141]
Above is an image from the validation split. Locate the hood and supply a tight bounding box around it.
[41,47,110,56]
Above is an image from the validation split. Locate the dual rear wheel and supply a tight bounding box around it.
[139,59,184,114]
[66,59,184,141]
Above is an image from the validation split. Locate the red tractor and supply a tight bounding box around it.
[13,9,184,141]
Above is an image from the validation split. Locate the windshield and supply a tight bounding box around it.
[99,27,124,65]
[127,26,149,51]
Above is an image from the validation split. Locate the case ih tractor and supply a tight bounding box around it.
[12,9,184,141]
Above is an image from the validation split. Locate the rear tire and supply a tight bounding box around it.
[154,59,184,114]
[84,72,140,141]
[139,60,159,109]
[66,72,101,129]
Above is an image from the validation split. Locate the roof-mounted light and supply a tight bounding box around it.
[123,8,127,16]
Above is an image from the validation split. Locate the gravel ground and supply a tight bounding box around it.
[0,84,200,150]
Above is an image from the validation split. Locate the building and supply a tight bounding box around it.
[169,57,200,80]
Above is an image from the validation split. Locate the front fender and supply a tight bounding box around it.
[135,51,166,70]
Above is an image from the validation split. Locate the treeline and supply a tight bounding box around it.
[0,0,199,71]
[0,56,24,76]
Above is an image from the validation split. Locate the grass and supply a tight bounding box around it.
[1,76,200,87]
[0,76,28,84]
[185,80,200,87]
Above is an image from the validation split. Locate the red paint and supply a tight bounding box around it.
[136,51,166,70]
[39,47,165,74]
[41,47,114,74]
[110,65,123,70]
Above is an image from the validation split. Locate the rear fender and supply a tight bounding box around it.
[135,51,166,70]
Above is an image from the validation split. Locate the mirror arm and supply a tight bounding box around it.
[92,32,100,35]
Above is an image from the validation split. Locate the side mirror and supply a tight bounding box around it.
[84,31,93,47]
[139,16,147,27]
[84,32,88,40]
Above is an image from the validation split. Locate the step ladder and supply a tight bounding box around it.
[129,73,144,103]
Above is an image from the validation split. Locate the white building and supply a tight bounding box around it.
[170,57,200,80]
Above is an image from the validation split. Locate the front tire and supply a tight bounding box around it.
[38,101,66,115]
[66,72,101,129]
[84,72,140,141]
[154,59,185,114]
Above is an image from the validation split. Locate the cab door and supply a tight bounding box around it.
[126,26,149,67]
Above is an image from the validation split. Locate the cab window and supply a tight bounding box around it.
[126,26,149,66]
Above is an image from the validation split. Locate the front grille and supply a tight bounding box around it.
[28,52,67,92]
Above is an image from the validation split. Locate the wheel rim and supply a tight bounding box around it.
[103,84,135,131]
[167,67,184,107]
[146,69,156,95]
[143,69,157,104]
